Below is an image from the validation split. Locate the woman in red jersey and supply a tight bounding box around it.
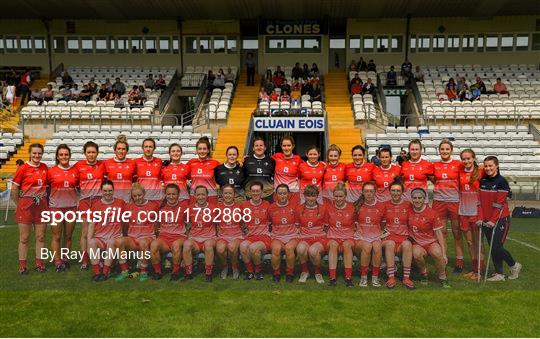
[161,143,190,203]
[272,136,302,205]
[354,181,385,287]
[239,181,272,281]
[116,183,160,282]
[11,143,48,274]
[298,146,326,203]
[432,139,464,273]
[268,184,299,283]
[216,184,244,279]
[104,135,136,202]
[187,136,220,204]
[135,138,163,202]
[381,180,414,289]
[459,149,485,280]
[75,141,105,270]
[325,182,356,287]
[150,184,188,281]
[182,185,217,282]
[409,188,450,288]
[295,185,327,284]
[322,144,346,203]
[47,144,78,272]
[372,148,401,202]
[87,180,125,282]
[345,145,375,203]
[401,139,433,202]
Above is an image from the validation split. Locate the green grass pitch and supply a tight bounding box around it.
[0,214,539,337]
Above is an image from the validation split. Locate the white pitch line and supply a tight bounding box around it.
[507,236,540,252]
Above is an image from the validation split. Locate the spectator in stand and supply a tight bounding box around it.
[213,73,226,91]
[401,59,413,78]
[414,66,425,83]
[457,77,468,102]
[106,90,116,101]
[291,81,302,105]
[370,149,381,166]
[367,59,377,72]
[243,52,255,86]
[144,74,155,89]
[30,88,43,104]
[358,57,368,72]
[445,78,458,101]
[114,92,124,108]
[225,68,235,83]
[281,91,290,102]
[262,69,274,94]
[88,78,98,94]
[217,68,225,77]
[70,84,81,100]
[3,80,16,110]
[311,82,322,101]
[18,69,31,106]
[472,76,487,94]
[280,79,291,95]
[349,73,363,90]
[112,78,126,95]
[349,60,357,71]
[310,63,320,77]
[104,78,113,91]
[62,71,74,86]
[363,78,376,95]
[396,149,407,166]
[493,77,510,96]
[302,63,310,78]
[270,89,280,102]
[259,87,270,102]
[274,66,285,77]
[97,84,109,101]
[206,70,216,91]
[301,78,313,97]
[138,85,147,103]
[272,67,285,87]
[128,86,141,106]
[79,85,92,102]
[154,74,166,90]
[470,86,482,101]
[60,86,72,101]
[350,78,363,95]
[43,84,54,102]
[386,66,397,87]
[292,62,303,80]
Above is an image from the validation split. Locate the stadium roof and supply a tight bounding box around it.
[3,0,540,20]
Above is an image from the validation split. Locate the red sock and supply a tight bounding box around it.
[205,264,213,275]
[245,262,254,273]
[185,264,193,275]
[300,262,308,273]
[345,267,352,279]
[360,265,369,277]
[92,264,101,274]
[54,259,63,267]
[387,265,395,278]
[286,267,294,276]
[120,262,129,272]
[82,252,89,264]
[273,267,281,276]
[329,268,336,280]
[455,257,464,268]
[314,265,321,275]
[403,266,411,279]
[19,259,27,270]
[172,264,180,274]
[232,263,239,270]
[35,258,44,268]
[372,266,380,278]
[255,263,262,273]
[103,265,111,276]
[152,263,162,274]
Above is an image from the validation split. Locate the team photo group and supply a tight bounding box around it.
[11,133,522,289]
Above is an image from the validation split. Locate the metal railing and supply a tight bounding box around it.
[421,103,534,126]
[529,122,540,141]
[158,70,179,112]
[50,63,64,81]
[193,75,208,110]
[252,108,325,117]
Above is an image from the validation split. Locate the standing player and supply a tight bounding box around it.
[479,156,521,281]
[87,180,125,281]
[74,141,105,269]
[268,184,299,282]
[295,185,327,284]
[298,146,326,203]
[401,139,434,202]
[354,181,385,287]
[322,144,346,203]
[11,143,48,274]
[182,186,217,282]
[104,135,136,202]
[325,183,356,287]
[47,144,78,272]
[187,137,220,204]
[459,149,484,279]
[272,136,301,205]
[215,185,244,279]
[134,138,163,201]
[381,180,415,289]
[161,143,190,203]
[239,181,272,280]
[116,183,160,282]
[372,148,401,202]
[345,145,375,203]
[409,188,450,287]
[432,139,464,272]
[243,137,275,201]
[215,146,246,200]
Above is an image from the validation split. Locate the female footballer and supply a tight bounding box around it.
[134,138,163,201]
[345,145,375,203]
[372,148,401,202]
[298,146,326,203]
[187,137,220,204]
[322,144,346,203]
[401,139,434,202]
[104,135,136,202]
[272,136,301,204]
[215,146,246,200]
[216,184,244,279]
[243,137,275,201]
[160,143,190,203]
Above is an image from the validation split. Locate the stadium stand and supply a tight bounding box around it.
[0,132,24,161]
[182,65,237,88]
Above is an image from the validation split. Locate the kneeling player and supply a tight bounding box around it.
[295,185,328,284]
[239,181,271,280]
[182,186,217,282]
[87,180,125,281]
[116,183,160,282]
[150,184,187,281]
[216,184,244,279]
[409,188,450,288]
